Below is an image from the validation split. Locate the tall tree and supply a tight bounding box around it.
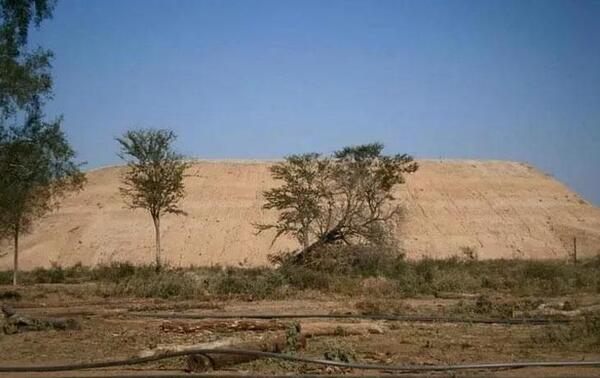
[0,113,85,285]
[258,143,418,263]
[117,129,189,270]
[1,0,55,119]
[0,1,83,285]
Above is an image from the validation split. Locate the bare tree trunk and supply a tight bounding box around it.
[12,224,19,286]
[301,230,309,250]
[153,215,161,271]
[294,226,343,264]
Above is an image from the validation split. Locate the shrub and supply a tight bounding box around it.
[278,265,330,291]
[31,263,66,283]
[1,255,599,301]
[91,262,140,282]
[0,271,12,285]
[523,261,567,281]
[272,243,406,278]
[534,314,600,349]
[355,297,411,315]
[460,246,478,260]
[414,258,437,285]
[0,290,21,300]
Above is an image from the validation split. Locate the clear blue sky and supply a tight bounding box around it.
[31,0,600,204]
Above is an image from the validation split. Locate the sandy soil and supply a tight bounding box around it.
[1,160,599,269]
[0,285,599,377]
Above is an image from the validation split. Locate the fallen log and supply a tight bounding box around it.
[142,329,305,371]
[139,338,238,358]
[128,301,223,312]
[145,321,385,372]
[302,321,384,337]
[160,319,289,334]
[434,292,480,300]
[159,318,384,337]
[186,322,384,371]
[1,304,80,334]
[186,331,306,372]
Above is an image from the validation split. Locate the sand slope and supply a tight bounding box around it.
[1,160,599,269]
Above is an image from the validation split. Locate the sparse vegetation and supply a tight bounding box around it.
[0,1,597,375]
[460,246,478,260]
[355,298,412,315]
[1,257,598,300]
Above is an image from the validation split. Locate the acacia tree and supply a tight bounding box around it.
[257,143,418,262]
[117,129,189,270]
[259,153,331,250]
[0,113,85,285]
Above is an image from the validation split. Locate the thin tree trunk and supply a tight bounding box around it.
[13,224,19,286]
[153,215,161,270]
[301,230,309,250]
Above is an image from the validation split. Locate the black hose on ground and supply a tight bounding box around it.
[1,348,599,373]
[18,374,600,378]
[132,313,571,325]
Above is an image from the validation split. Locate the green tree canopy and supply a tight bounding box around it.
[258,143,418,263]
[1,0,55,119]
[117,128,189,269]
[0,112,85,284]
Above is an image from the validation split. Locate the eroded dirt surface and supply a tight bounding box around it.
[2,160,600,271]
[1,285,599,377]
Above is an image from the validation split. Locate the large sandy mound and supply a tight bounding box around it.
[1,160,599,269]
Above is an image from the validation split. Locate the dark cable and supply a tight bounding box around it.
[132,312,570,325]
[0,347,598,373]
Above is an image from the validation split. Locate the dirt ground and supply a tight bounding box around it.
[1,284,599,377]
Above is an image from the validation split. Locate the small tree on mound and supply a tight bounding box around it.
[117,128,189,270]
[257,143,418,263]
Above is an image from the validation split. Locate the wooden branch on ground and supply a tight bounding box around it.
[434,292,480,300]
[159,319,289,334]
[145,321,386,372]
[301,321,384,337]
[140,331,305,371]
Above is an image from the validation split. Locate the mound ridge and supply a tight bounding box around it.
[1,160,599,269]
